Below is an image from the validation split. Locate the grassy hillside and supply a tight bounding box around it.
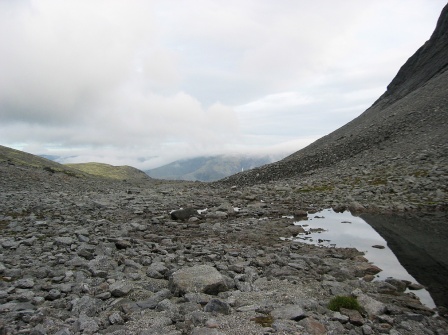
[0,144,85,177]
[66,162,151,181]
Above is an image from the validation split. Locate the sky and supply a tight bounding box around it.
[0,0,445,170]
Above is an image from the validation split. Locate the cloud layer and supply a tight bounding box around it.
[0,0,445,169]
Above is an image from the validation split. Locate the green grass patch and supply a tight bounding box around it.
[368,177,387,186]
[252,314,274,327]
[328,296,361,312]
[66,162,148,181]
[296,184,334,193]
[411,170,429,178]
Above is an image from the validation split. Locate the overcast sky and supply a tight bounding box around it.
[0,0,445,169]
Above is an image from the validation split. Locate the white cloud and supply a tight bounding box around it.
[0,0,445,169]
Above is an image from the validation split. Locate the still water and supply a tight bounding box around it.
[289,208,435,308]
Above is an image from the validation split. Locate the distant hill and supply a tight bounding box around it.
[0,144,86,178]
[66,162,151,181]
[146,155,281,181]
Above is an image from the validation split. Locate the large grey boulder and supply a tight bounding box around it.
[169,265,228,296]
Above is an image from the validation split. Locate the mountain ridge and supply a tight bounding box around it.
[146,155,281,182]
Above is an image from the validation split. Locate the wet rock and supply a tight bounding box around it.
[385,278,407,292]
[354,263,382,276]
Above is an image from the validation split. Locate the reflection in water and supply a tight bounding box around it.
[291,208,435,308]
[362,212,448,310]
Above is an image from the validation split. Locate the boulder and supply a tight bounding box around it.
[169,265,228,296]
[171,208,198,221]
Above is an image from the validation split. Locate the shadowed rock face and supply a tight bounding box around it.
[220,4,448,187]
[377,3,448,108]
[361,212,448,309]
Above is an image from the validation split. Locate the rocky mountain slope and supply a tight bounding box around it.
[146,155,279,182]
[220,4,448,197]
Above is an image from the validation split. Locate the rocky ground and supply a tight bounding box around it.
[1,163,447,335]
[2,5,447,334]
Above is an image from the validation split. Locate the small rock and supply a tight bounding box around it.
[109,311,124,325]
[45,289,61,301]
[55,237,75,246]
[340,308,364,326]
[115,239,131,249]
[204,299,231,315]
[109,281,133,297]
[407,282,425,290]
[15,278,34,289]
[136,289,172,310]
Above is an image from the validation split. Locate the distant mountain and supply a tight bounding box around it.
[66,162,151,181]
[146,155,282,181]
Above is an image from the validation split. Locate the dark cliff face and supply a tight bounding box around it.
[374,3,448,108]
[221,4,448,186]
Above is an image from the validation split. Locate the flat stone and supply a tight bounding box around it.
[14,278,34,289]
[340,308,364,326]
[55,237,75,246]
[136,289,172,310]
[169,265,228,296]
[271,305,306,321]
[354,263,382,276]
[191,328,225,335]
[352,289,386,317]
[298,317,327,335]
